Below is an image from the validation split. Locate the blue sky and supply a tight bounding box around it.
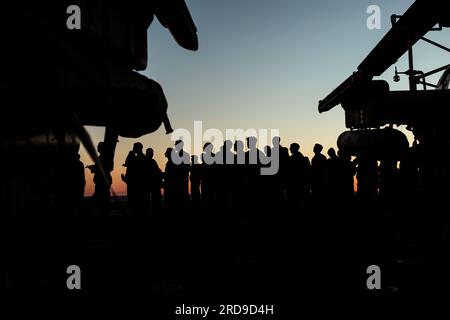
[81,0,450,194]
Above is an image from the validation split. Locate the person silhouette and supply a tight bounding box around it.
[232,140,246,209]
[261,145,277,210]
[145,147,162,214]
[216,140,234,210]
[75,153,86,205]
[245,137,264,210]
[172,140,190,209]
[326,148,340,205]
[286,143,310,211]
[190,155,202,209]
[245,136,263,166]
[311,143,328,207]
[201,142,216,210]
[327,147,339,162]
[355,155,378,206]
[272,136,289,203]
[87,141,112,217]
[123,142,148,216]
[163,147,176,210]
[173,139,190,165]
[234,140,246,165]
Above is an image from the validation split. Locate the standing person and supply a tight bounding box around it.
[272,136,289,204]
[286,143,310,211]
[122,142,148,215]
[173,140,190,209]
[245,137,264,211]
[311,143,328,207]
[232,140,246,210]
[261,145,277,211]
[326,148,340,205]
[201,143,216,210]
[216,140,234,210]
[88,142,112,217]
[145,148,162,214]
[190,155,202,209]
[163,147,176,210]
[74,153,86,207]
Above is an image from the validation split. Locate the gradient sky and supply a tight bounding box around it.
[80,0,450,195]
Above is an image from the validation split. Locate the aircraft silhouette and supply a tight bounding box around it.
[1,1,198,192]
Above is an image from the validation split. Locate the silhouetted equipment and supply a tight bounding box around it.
[338,128,409,160]
[156,0,199,51]
[318,0,450,159]
[1,1,198,215]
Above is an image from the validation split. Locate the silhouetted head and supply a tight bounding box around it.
[313,143,323,154]
[165,148,173,159]
[133,142,143,154]
[327,147,337,159]
[290,143,300,154]
[247,136,257,149]
[66,143,80,158]
[234,140,244,153]
[203,142,213,153]
[97,142,105,154]
[146,148,154,159]
[175,140,184,151]
[68,142,81,155]
[272,136,281,147]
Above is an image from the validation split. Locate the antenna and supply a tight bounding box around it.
[393,67,400,82]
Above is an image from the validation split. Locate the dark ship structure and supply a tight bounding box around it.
[319,0,450,293]
[319,0,450,159]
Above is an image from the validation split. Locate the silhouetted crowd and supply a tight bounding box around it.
[84,136,415,216]
[37,135,437,220]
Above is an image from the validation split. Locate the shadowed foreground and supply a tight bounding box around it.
[7,197,450,302]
